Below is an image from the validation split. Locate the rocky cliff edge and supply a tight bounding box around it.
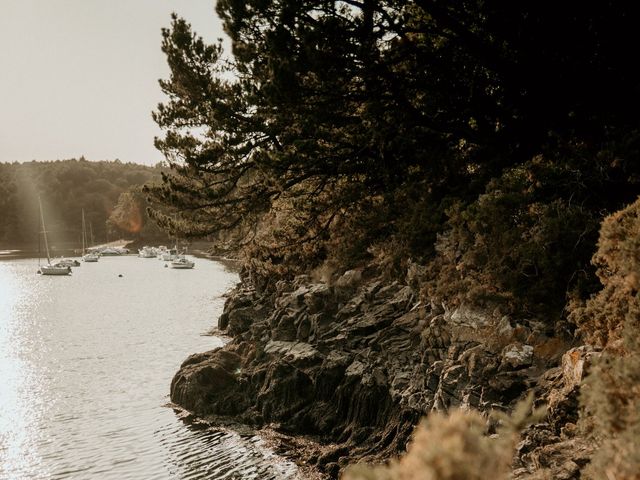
[170,269,593,479]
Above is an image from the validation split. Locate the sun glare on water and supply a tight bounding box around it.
[0,264,49,479]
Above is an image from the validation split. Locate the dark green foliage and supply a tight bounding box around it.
[423,156,605,318]
[0,159,162,248]
[147,2,640,321]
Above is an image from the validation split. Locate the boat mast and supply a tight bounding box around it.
[89,221,95,247]
[81,209,86,256]
[38,214,41,267]
[38,196,52,264]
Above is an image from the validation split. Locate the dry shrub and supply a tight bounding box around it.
[580,331,640,480]
[571,197,640,479]
[571,196,640,347]
[344,398,544,480]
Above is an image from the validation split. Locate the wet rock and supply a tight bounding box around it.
[218,311,229,330]
[170,350,243,414]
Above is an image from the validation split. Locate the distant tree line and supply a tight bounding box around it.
[0,159,167,249]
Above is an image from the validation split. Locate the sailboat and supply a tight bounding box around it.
[38,197,71,276]
[169,245,195,269]
[81,209,99,262]
[160,245,179,261]
[170,254,195,269]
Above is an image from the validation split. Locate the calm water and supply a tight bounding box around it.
[0,255,299,480]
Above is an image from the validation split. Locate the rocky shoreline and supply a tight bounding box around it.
[170,267,596,479]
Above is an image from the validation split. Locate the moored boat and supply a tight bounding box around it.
[138,246,156,258]
[161,246,179,261]
[81,209,99,262]
[98,247,129,256]
[170,255,195,269]
[53,258,81,267]
[83,252,99,262]
[38,197,71,276]
[41,264,72,275]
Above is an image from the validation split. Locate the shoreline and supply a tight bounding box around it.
[169,268,589,479]
[168,402,326,480]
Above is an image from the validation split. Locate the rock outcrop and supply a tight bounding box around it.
[171,269,585,478]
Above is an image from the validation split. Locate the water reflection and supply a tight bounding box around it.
[158,421,297,480]
[1,263,47,479]
[0,257,299,480]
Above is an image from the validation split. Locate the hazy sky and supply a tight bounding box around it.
[0,0,225,165]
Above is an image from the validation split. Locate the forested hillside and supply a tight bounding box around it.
[149,2,640,478]
[0,159,165,249]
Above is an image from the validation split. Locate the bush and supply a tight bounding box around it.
[581,331,640,480]
[423,156,601,321]
[344,397,544,480]
[571,197,640,347]
[572,197,640,479]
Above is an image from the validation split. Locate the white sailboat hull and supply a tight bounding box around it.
[170,258,195,269]
[41,265,71,275]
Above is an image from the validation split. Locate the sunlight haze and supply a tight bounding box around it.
[0,0,224,165]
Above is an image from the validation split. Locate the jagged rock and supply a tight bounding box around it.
[560,346,596,391]
[388,286,415,312]
[335,270,362,290]
[449,304,492,329]
[304,283,334,313]
[272,311,300,341]
[170,350,243,414]
[264,340,321,364]
[227,306,255,335]
[501,343,534,370]
[308,311,334,341]
[171,273,585,480]
[276,285,309,310]
[512,345,598,479]
[546,345,597,425]
[218,311,229,330]
[296,314,312,341]
[347,313,394,336]
[345,360,366,377]
[257,361,315,423]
